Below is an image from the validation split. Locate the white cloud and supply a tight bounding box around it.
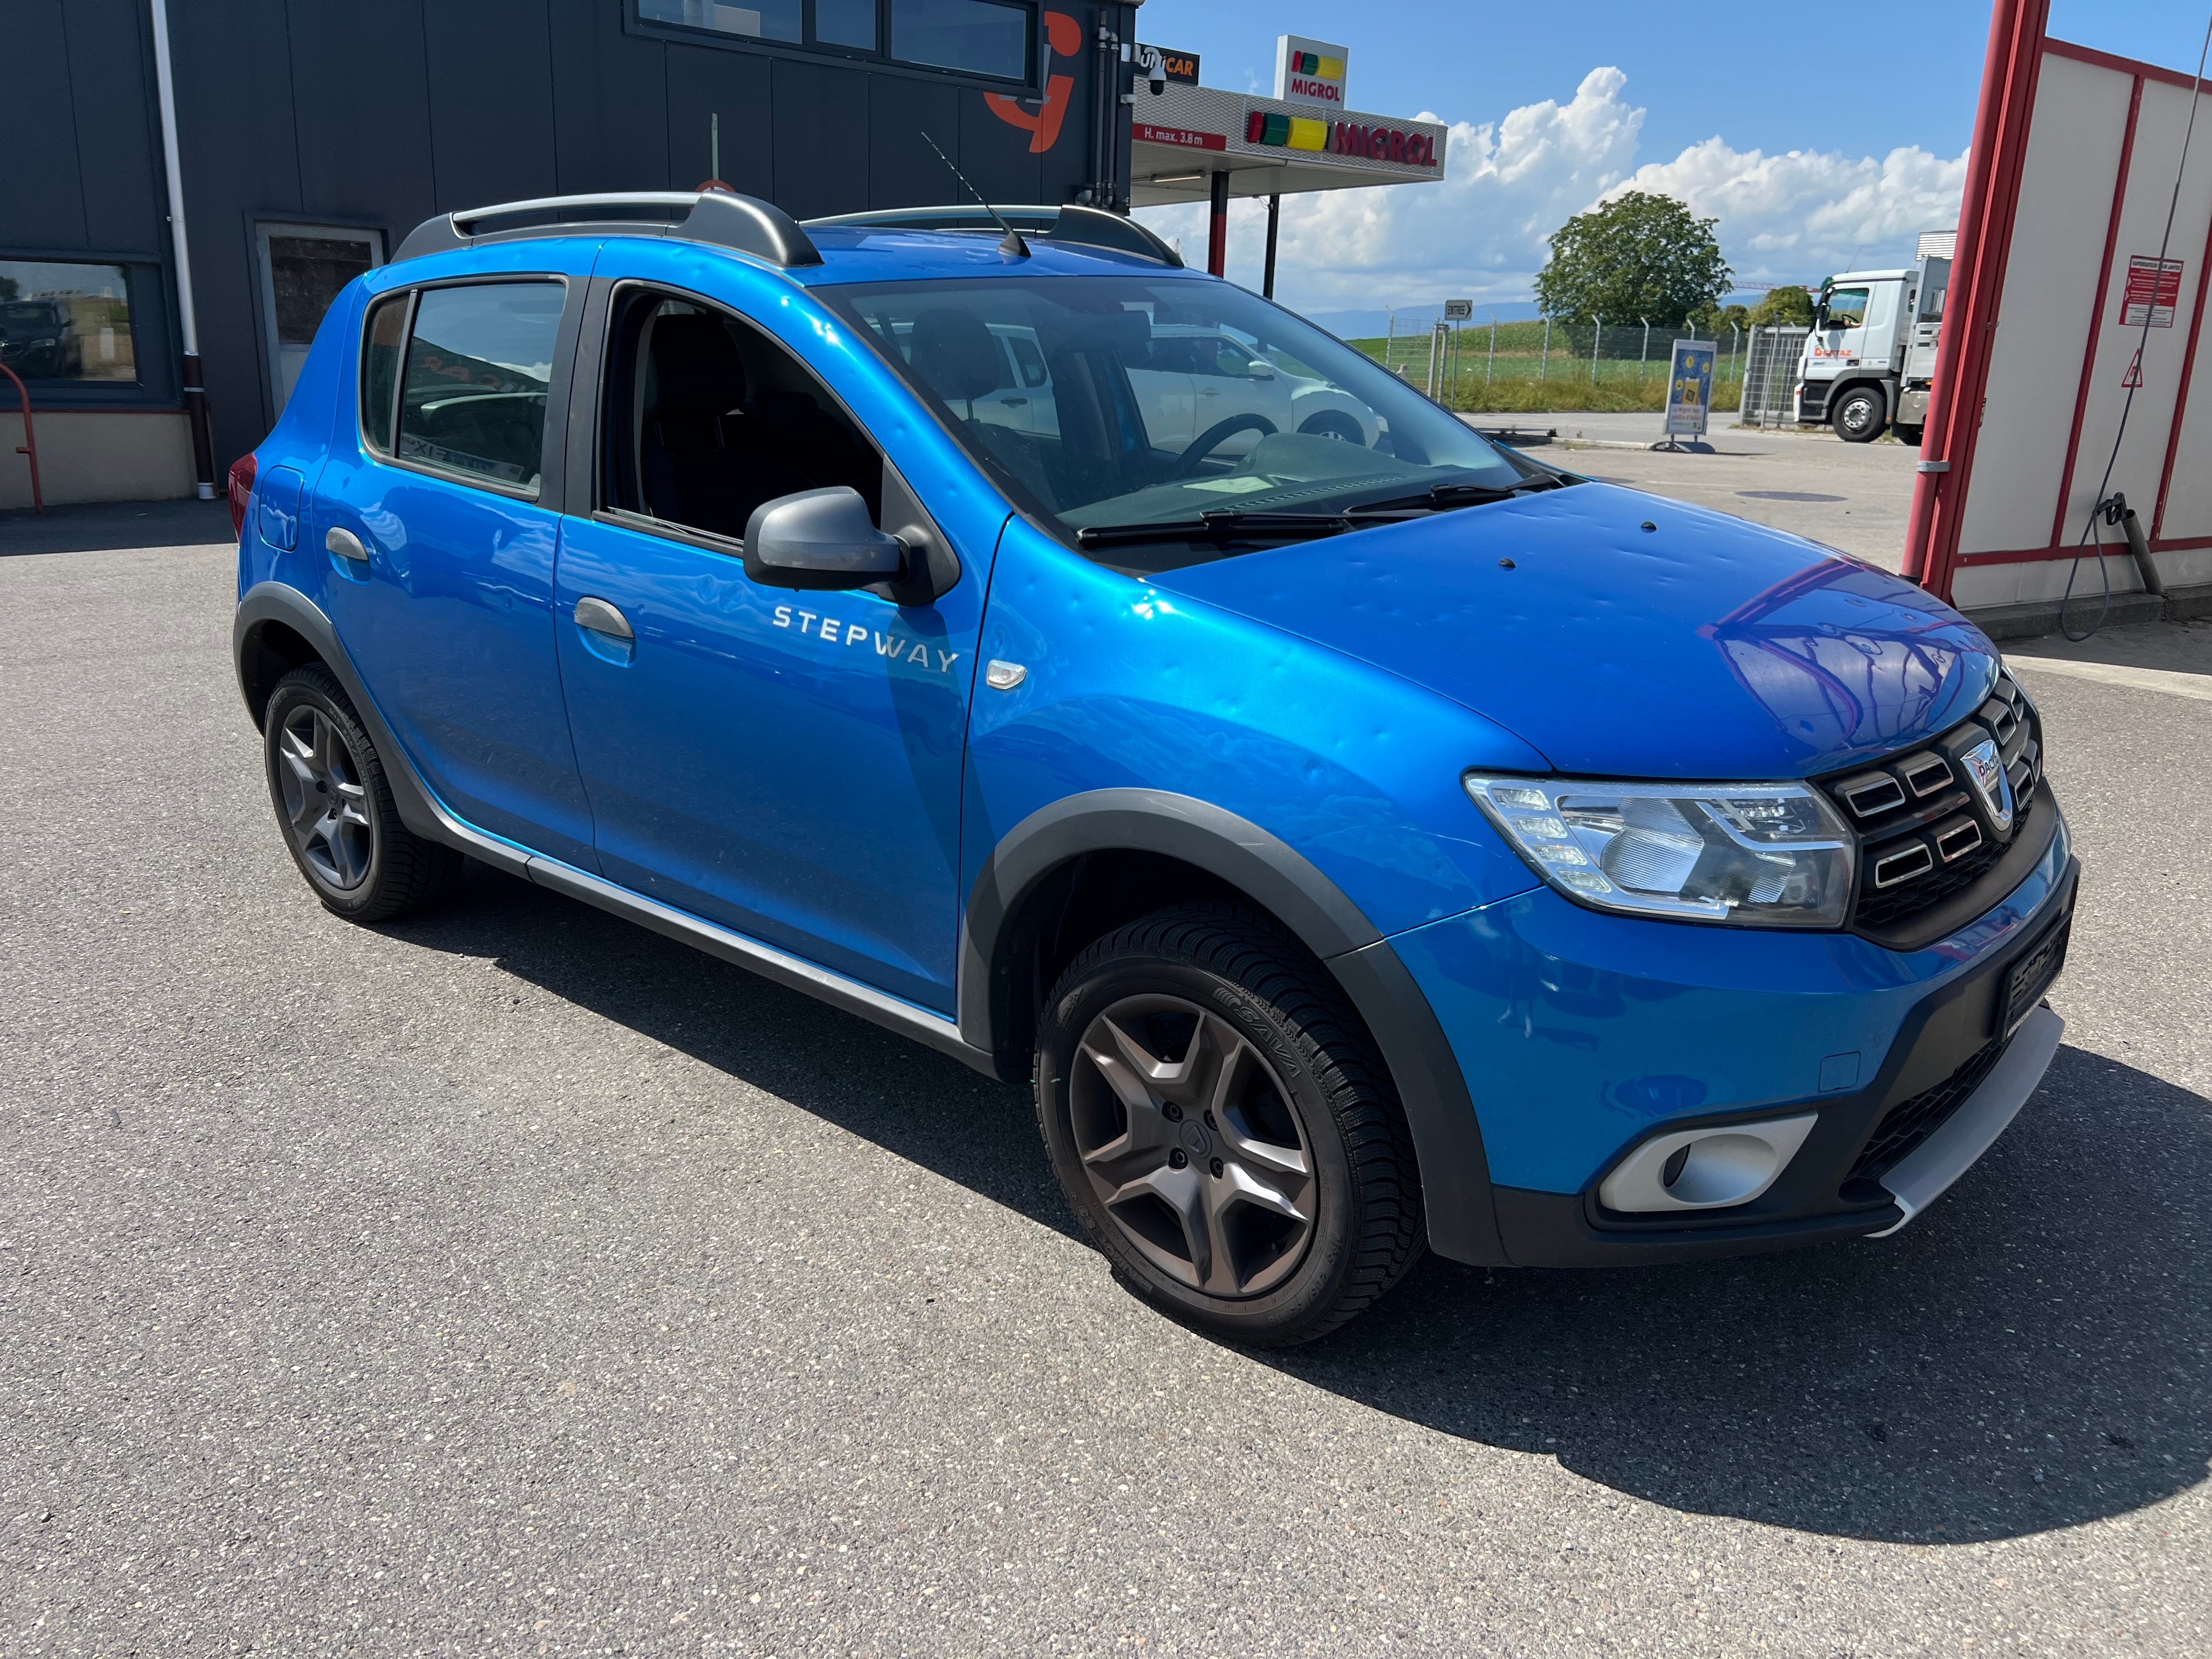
[1134,67,1965,312]
[1606,140,1970,273]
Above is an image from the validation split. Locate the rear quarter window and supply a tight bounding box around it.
[360,294,408,454]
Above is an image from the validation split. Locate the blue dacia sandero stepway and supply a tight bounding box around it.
[231,192,2076,1345]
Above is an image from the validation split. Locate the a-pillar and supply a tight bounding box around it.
[1207,170,1230,278]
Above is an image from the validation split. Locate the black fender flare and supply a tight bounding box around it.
[232,582,501,864]
[959,789,1505,1265]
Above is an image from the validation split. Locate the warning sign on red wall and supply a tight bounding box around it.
[2119,255,2186,326]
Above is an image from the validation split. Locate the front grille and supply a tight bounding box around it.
[1847,1033,2010,1184]
[1817,669,2042,939]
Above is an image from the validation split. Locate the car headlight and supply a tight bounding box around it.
[1463,774,1854,927]
[31,336,57,347]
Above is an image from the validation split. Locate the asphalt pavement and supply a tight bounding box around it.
[1472,411,1923,570]
[2,503,2207,1656]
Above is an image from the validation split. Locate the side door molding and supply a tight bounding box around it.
[235,579,995,1070]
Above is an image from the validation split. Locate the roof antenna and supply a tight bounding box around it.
[919,130,1030,257]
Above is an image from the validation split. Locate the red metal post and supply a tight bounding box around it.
[1207,170,1230,278]
[1902,0,2050,599]
[1,362,42,514]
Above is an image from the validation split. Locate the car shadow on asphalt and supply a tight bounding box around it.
[386,865,1076,1240]
[391,870,2209,1547]
[0,497,235,556]
[1276,1043,2212,1545]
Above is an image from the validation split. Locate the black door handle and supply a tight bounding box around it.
[573,596,633,640]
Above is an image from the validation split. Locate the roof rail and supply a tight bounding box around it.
[393,191,823,267]
[803,204,1183,267]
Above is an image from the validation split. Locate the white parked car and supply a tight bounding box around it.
[968,323,1379,456]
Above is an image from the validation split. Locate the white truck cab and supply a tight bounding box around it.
[1794,243,1950,444]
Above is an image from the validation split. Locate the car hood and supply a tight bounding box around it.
[1152,483,1999,779]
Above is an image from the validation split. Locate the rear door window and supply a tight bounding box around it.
[391,282,564,495]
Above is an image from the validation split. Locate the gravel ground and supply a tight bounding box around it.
[2,509,2207,1656]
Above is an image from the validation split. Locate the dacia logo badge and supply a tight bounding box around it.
[1960,738,2015,834]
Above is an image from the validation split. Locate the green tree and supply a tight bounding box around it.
[1690,300,1752,338]
[1747,285,1815,326]
[1533,191,1731,326]
[0,274,18,301]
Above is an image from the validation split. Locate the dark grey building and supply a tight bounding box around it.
[2,0,1139,506]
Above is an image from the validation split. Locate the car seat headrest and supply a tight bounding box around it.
[649,313,747,416]
[910,308,1003,407]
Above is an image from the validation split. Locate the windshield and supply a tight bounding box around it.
[820,274,1543,569]
[0,303,61,331]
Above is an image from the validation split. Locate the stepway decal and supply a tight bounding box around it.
[772,605,962,676]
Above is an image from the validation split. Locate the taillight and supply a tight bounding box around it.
[228,453,257,537]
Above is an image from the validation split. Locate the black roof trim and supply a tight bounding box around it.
[802,204,1184,267]
[393,191,823,268]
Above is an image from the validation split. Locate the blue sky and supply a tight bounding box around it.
[1128,1,2212,323]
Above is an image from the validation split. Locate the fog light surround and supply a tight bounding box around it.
[1598,1113,1819,1213]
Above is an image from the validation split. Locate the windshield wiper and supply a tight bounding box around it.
[1073,507,1408,550]
[1348,475,1573,515]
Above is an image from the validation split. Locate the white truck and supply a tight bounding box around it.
[1793,232,1954,444]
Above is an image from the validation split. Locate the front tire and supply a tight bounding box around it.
[262,664,461,923]
[1298,411,1365,444]
[1833,385,1888,443]
[1035,906,1424,1346]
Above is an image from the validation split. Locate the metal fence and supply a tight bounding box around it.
[1738,325,1810,427]
[1362,312,1755,412]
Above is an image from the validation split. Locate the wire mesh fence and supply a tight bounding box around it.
[1350,312,1761,415]
[1738,325,1811,427]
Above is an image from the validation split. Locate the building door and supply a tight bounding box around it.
[256,223,384,419]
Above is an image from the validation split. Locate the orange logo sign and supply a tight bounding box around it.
[986,10,1080,154]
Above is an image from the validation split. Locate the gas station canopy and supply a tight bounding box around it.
[1127,83,1447,208]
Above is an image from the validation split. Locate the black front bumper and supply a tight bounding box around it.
[1492,860,2079,1267]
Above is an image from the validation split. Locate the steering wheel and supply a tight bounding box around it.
[1171,413,1277,479]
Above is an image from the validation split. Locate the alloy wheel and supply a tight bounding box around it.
[1069,994,1317,1298]
[275,704,373,890]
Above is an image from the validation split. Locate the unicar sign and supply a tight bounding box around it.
[1275,34,1347,109]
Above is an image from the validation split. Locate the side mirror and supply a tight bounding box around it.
[742,487,905,591]
[1245,359,1276,380]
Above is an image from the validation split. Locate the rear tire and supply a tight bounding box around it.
[1034,905,1424,1346]
[262,664,462,923]
[1833,385,1888,443]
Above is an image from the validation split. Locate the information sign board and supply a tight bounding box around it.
[1664,338,1716,436]
[1443,299,1473,320]
[2118,255,2185,327]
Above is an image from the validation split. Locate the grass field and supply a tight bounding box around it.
[1346,321,1750,413]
